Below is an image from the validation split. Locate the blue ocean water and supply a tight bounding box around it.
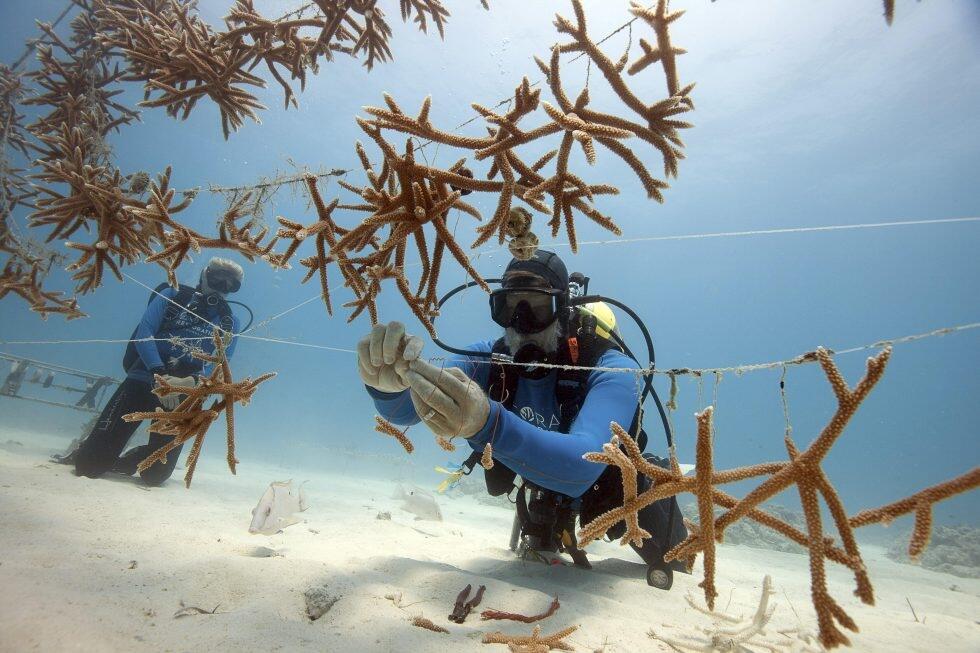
[1,0,977,537]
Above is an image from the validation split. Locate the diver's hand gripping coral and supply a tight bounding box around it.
[356,321,424,393]
[404,359,491,439]
[155,374,197,410]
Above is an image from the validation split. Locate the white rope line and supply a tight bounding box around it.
[241,293,322,335]
[427,321,980,377]
[471,216,980,257]
[122,272,227,335]
[239,216,980,336]
[235,332,356,354]
[0,332,356,354]
[3,317,976,378]
[0,336,214,346]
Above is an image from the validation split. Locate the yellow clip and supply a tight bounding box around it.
[434,466,465,493]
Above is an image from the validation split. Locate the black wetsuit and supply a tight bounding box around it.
[73,377,182,485]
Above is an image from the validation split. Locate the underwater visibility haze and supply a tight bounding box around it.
[0,1,978,651]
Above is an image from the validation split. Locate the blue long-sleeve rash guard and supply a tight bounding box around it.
[130,287,239,383]
[369,340,642,498]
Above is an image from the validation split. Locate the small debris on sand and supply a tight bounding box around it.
[304,586,341,621]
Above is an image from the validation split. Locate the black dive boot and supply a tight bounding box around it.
[112,447,144,475]
[50,438,81,465]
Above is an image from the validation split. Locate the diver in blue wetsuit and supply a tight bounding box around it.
[72,257,243,486]
[359,250,688,589]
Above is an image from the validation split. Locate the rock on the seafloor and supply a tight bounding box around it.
[304,586,340,621]
[887,524,980,578]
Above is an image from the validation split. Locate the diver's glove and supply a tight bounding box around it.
[155,374,197,410]
[404,359,490,439]
[357,321,424,393]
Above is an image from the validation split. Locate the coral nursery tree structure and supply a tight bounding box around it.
[276,0,694,330]
[576,347,980,649]
[95,0,480,138]
[22,1,189,299]
[3,0,487,317]
[0,61,83,318]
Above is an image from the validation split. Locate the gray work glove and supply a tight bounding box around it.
[156,375,197,410]
[403,358,490,439]
[357,321,424,393]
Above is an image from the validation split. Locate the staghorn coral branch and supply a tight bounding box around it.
[92,0,467,139]
[375,415,414,453]
[694,407,718,610]
[122,328,275,487]
[482,624,578,651]
[0,259,86,320]
[577,345,979,649]
[411,615,449,633]
[848,467,980,559]
[329,0,690,326]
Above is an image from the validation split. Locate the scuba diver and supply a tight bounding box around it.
[358,249,688,589]
[66,257,245,486]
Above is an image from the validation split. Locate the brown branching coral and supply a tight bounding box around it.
[577,347,980,649]
[273,175,353,315]
[375,415,414,453]
[849,467,980,560]
[411,615,449,633]
[95,0,268,140]
[122,328,276,487]
[481,596,560,623]
[626,1,686,94]
[324,129,487,334]
[482,624,578,652]
[0,65,36,226]
[95,0,463,138]
[317,0,690,331]
[883,0,896,25]
[22,1,182,296]
[26,4,140,165]
[0,64,75,318]
[0,259,86,320]
[31,154,190,293]
[138,180,281,287]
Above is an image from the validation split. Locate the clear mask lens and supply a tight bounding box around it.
[490,288,560,333]
[206,269,240,294]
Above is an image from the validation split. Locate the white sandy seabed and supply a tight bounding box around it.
[0,427,978,653]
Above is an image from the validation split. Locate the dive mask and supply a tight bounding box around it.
[205,267,241,294]
[489,287,564,333]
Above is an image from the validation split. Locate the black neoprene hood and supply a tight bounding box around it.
[502,250,569,291]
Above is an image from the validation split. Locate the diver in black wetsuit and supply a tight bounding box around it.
[67,258,243,486]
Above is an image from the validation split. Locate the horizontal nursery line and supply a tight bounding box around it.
[426,320,980,377]
[4,321,976,382]
[472,216,980,257]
